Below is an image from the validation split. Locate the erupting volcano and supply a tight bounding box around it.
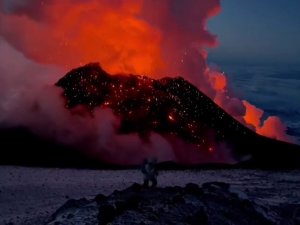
[57,63,246,156]
[54,63,300,167]
[0,0,299,167]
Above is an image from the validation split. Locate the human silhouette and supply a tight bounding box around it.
[141,158,158,188]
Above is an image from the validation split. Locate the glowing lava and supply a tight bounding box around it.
[57,63,257,158]
[0,0,294,162]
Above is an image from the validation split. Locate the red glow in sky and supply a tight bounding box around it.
[0,0,295,154]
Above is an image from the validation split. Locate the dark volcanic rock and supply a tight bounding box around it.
[1,63,300,168]
[55,63,300,167]
[46,182,287,225]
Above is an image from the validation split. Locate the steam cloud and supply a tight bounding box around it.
[0,0,294,165]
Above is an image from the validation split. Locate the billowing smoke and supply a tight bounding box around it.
[0,0,294,165]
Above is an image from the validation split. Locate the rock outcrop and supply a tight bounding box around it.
[46,182,295,225]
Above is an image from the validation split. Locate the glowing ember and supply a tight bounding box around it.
[168,115,175,121]
[0,1,295,167]
[0,0,291,144]
[56,63,258,155]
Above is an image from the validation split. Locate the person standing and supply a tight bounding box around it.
[141,158,158,188]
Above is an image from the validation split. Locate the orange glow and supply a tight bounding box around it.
[243,100,293,142]
[168,115,174,121]
[257,116,294,142]
[0,0,292,143]
[209,71,227,91]
[0,0,163,75]
[242,100,264,128]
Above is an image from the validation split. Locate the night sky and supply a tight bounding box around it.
[208,0,300,64]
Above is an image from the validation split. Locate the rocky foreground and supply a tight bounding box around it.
[46,182,300,225]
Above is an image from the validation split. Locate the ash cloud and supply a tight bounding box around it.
[0,0,294,165]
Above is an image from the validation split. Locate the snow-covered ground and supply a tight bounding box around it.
[1,166,300,225]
